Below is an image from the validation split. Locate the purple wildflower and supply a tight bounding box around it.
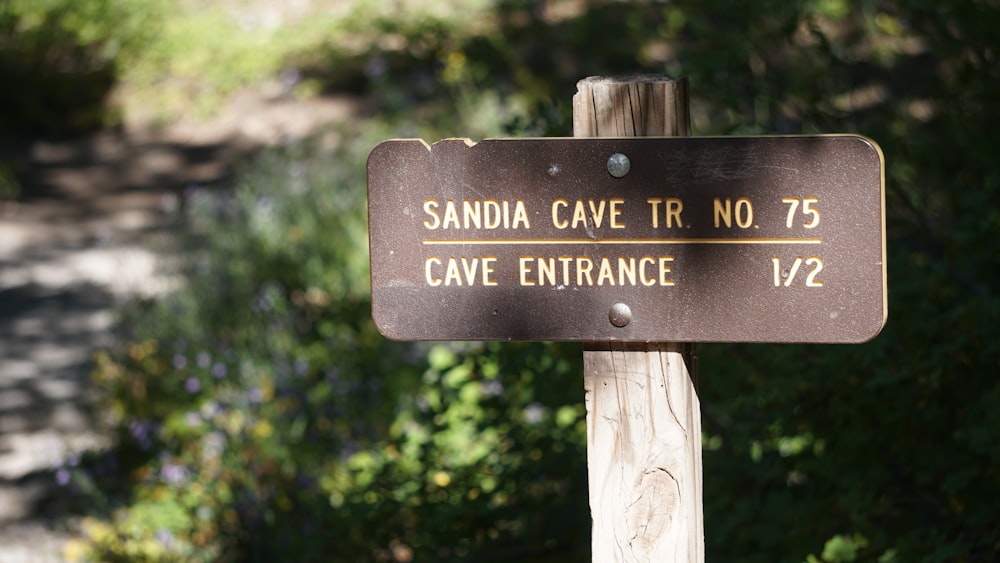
[155,528,175,547]
[212,363,227,378]
[160,463,190,486]
[248,387,263,404]
[129,420,155,450]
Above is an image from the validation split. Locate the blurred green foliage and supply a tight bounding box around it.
[0,0,166,134]
[0,161,20,201]
[38,0,999,561]
[82,121,588,561]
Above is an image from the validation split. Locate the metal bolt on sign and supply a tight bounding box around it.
[607,153,631,178]
[609,303,632,327]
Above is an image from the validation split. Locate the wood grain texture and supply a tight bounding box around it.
[572,75,690,137]
[583,343,703,562]
[574,75,704,562]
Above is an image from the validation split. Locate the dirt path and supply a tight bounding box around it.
[0,91,362,560]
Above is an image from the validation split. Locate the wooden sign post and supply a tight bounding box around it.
[365,75,886,562]
[575,76,704,562]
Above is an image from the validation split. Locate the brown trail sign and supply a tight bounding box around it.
[366,75,886,562]
[367,135,886,343]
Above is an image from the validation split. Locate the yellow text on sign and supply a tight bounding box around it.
[425,256,499,286]
[518,256,675,287]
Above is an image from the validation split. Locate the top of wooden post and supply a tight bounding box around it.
[573,75,690,138]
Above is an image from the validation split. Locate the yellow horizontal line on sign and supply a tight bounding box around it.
[422,238,823,246]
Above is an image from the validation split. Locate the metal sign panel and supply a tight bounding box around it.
[367,136,886,343]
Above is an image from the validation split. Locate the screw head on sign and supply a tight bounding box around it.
[609,303,632,327]
[607,153,631,178]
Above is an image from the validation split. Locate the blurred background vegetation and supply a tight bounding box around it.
[4,0,998,561]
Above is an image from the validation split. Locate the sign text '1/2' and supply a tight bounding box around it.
[367,136,886,343]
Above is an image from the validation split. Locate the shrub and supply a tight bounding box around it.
[0,0,165,135]
[82,123,589,560]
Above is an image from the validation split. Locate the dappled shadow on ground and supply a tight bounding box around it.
[0,282,110,436]
[0,93,364,535]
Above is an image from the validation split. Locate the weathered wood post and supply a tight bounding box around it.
[574,75,704,562]
[367,73,886,563]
